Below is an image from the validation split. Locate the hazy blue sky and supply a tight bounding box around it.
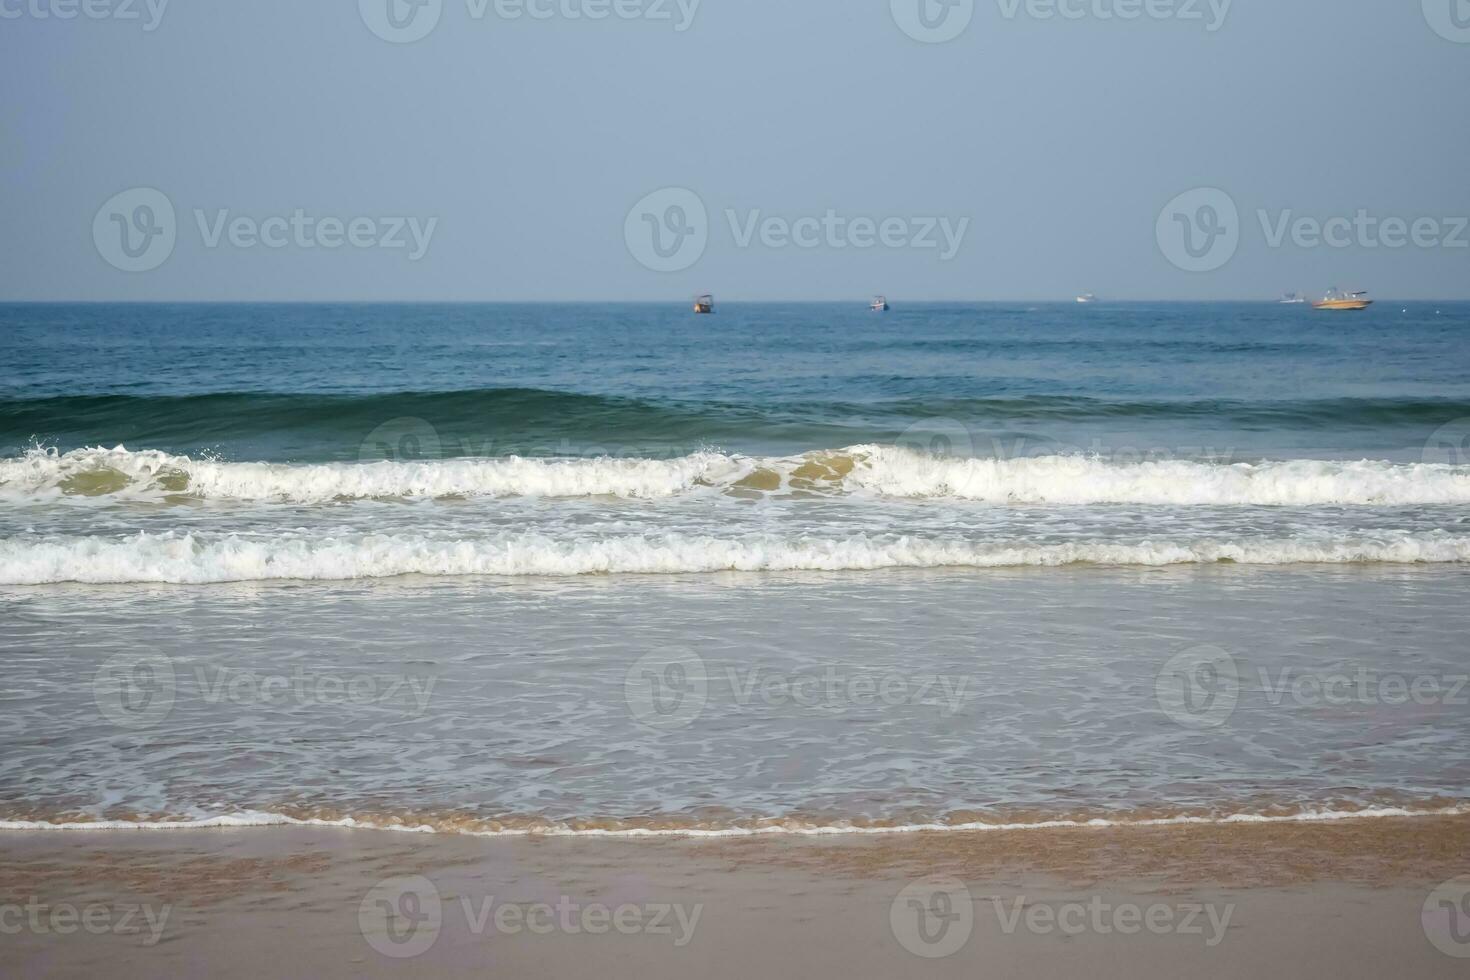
[2,0,1467,300]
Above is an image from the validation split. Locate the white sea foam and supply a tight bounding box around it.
[4,445,1470,506]
[844,445,1470,506]
[1,804,1465,838]
[2,529,1467,584]
[0,446,751,502]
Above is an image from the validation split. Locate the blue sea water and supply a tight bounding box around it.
[2,301,1468,461]
[1,301,1468,833]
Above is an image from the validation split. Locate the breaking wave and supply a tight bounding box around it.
[0,446,749,502]
[5,445,1470,506]
[3,528,1468,584]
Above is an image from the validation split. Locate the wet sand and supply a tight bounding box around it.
[3,815,1469,977]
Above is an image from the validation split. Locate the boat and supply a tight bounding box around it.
[1076,293,1097,304]
[1313,288,1373,311]
[693,294,714,315]
[870,295,889,312]
[1279,292,1307,304]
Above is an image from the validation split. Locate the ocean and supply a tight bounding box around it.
[2,301,1468,836]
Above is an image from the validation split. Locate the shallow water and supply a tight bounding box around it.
[2,568,1468,832]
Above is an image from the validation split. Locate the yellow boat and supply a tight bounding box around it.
[1313,289,1372,311]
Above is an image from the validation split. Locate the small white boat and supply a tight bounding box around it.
[870,295,889,312]
[1279,292,1307,304]
[693,294,714,314]
[1076,293,1097,304]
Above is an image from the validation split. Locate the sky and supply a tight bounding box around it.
[1,0,1467,301]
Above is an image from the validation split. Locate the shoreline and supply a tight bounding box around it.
[5,810,1470,886]
[2,799,1468,839]
[3,814,1468,976]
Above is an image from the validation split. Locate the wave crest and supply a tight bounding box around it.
[845,445,1470,506]
[0,446,751,502]
[2,529,1467,584]
[5,446,1470,506]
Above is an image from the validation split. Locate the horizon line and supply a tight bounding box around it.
[2,298,1467,306]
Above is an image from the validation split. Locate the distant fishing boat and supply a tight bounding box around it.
[1313,288,1372,311]
[1279,292,1307,304]
[870,295,889,312]
[693,294,714,315]
[1076,293,1097,304]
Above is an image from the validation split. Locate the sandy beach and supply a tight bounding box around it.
[7,1,1469,977]
[4,814,1468,976]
